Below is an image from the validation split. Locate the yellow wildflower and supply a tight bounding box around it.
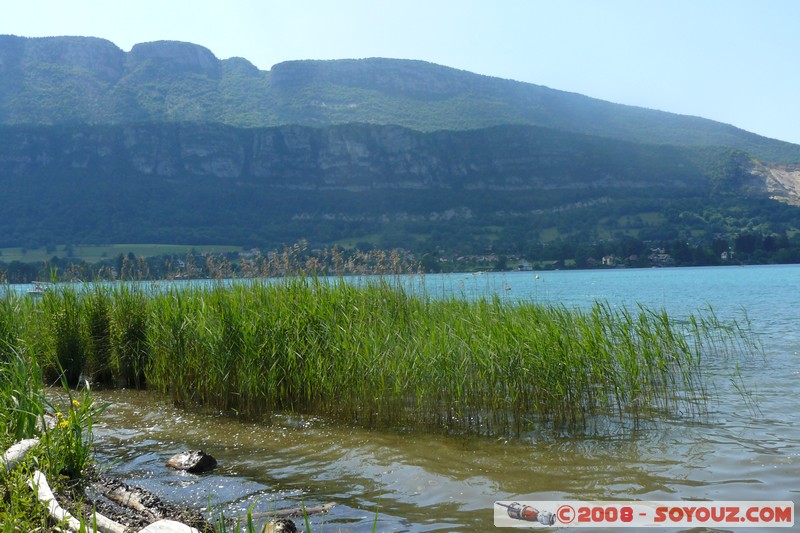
[58,420,69,430]
[55,411,64,419]
[72,399,80,409]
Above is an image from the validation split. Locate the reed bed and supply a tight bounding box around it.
[1,277,757,435]
[0,290,107,530]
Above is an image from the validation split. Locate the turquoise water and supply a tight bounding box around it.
[41,265,800,531]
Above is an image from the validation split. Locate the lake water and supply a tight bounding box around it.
[80,265,799,531]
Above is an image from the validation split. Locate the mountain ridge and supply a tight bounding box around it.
[1,34,799,163]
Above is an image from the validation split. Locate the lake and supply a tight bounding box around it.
[77,265,799,531]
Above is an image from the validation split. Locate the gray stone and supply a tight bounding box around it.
[165,450,217,474]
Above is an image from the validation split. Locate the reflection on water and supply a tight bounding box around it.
[65,265,800,531]
[92,380,800,532]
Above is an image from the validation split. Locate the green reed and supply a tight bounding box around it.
[0,291,106,530]
[84,287,113,385]
[109,285,149,388]
[43,288,87,387]
[141,278,743,433]
[0,346,46,445]
[1,278,757,434]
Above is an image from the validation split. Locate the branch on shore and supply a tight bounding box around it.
[3,436,203,532]
[252,501,337,519]
[31,469,202,533]
[1,438,39,472]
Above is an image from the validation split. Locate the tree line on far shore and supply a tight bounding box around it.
[3,229,800,285]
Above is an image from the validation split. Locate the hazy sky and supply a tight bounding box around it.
[3,0,799,144]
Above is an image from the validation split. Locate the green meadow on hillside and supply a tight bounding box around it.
[0,244,243,264]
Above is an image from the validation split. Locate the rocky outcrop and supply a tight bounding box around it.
[127,41,221,78]
[747,161,800,205]
[0,35,125,82]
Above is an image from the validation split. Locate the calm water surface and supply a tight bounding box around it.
[85,265,800,531]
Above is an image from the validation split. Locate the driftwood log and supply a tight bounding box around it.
[31,469,203,533]
[89,476,209,531]
[29,470,146,532]
[4,437,202,533]
[5,438,332,532]
[1,438,39,472]
[29,470,84,531]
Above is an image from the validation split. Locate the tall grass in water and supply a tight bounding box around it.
[84,287,114,385]
[43,288,87,387]
[1,279,756,434]
[109,285,149,388]
[144,278,739,433]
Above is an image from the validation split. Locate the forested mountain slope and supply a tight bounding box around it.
[0,122,791,254]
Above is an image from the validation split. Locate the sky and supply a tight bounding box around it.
[2,0,799,145]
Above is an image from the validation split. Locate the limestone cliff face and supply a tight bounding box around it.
[248,125,450,189]
[0,120,785,252]
[0,123,710,193]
